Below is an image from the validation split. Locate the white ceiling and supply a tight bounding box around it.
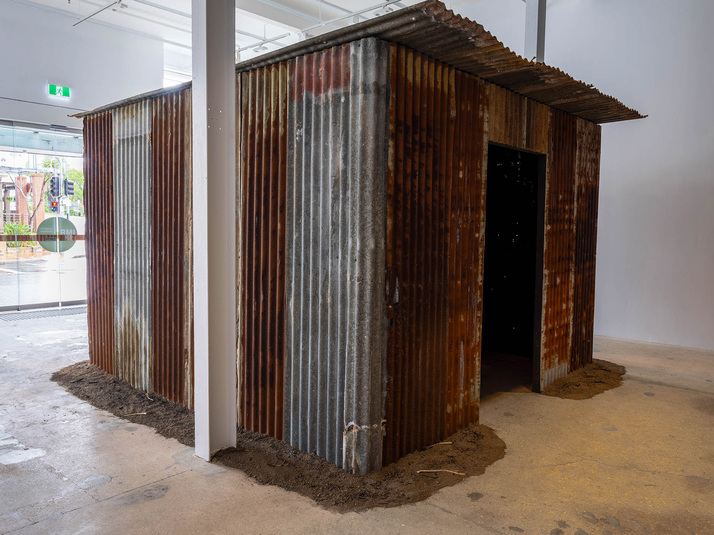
[16,0,422,75]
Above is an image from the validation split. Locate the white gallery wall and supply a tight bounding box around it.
[456,0,714,350]
[0,0,164,129]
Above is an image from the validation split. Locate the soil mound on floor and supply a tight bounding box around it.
[52,361,505,512]
[217,424,505,512]
[52,361,195,445]
[542,359,626,400]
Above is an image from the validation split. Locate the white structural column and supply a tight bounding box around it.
[192,0,237,460]
[524,0,546,62]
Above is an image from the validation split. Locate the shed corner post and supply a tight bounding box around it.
[191,0,238,460]
[342,37,391,474]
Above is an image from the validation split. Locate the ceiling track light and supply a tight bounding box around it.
[374,6,394,16]
[254,24,269,54]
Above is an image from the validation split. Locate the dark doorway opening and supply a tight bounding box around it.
[481,144,545,400]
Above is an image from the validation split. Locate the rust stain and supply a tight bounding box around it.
[151,89,193,406]
[84,111,115,376]
[540,109,578,388]
[570,119,601,371]
[383,45,488,466]
[239,62,288,440]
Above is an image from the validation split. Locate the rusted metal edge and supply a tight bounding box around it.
[72,82,191,119]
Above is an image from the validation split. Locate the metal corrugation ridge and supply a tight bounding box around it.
[540,109,578,389]
[113,101,153,392]
[284,38,390,474]
[84,111,115,375]
[570,119,601,371]
[238,62,288,439]
[383,45,487,466]
[235,1,642,124]
[74,82,191,119]
[183,88,194,410]
[151,89,192,406]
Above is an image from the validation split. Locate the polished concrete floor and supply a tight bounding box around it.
[0,311,712,534]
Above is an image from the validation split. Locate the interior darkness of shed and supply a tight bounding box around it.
[481,144,544,398]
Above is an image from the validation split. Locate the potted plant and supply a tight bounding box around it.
[3,221,35,253]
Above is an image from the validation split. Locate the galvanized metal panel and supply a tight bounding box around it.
[84,111,115,375]
[238,62,288,439]
[571,119,601,370]
[113,101,152,392]
[151,89,193,406]
[284,38,390,474]
[383,45,488,466]
[540,109,578,389]
[236,1,642,125]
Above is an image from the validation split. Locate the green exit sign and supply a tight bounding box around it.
[48,84,70,98]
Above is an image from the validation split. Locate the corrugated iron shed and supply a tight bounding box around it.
[78,0,641,474]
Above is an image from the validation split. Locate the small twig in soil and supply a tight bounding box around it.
[428,441,454,448]
[125,412,147,416]
[416,469,466,476]
[145,393,154,401]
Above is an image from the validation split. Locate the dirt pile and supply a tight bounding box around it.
[542,359,626,400]
[217,424,505,512]
[52,361,505,512]
[52,361,195,445]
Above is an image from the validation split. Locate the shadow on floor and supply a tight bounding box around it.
[480,351,533,403]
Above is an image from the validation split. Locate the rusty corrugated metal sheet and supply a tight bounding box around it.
[78,18,611,472]
[238,62,288,439]
[571,119,601,370]
[236,1,642,125]
[151,89,193,406]
[488,84,550,154]
[540,109,578,389]
[113,101,153,392]
[383,45,488,466]
[85,111,115,375]
[284,38,390,474]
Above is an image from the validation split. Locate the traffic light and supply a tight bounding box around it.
[63,179,74,197]
[51,200,58,213]
[49,175,60,198]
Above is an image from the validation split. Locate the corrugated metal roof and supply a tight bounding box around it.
[236,0,642,124]
[78,1,641,124]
